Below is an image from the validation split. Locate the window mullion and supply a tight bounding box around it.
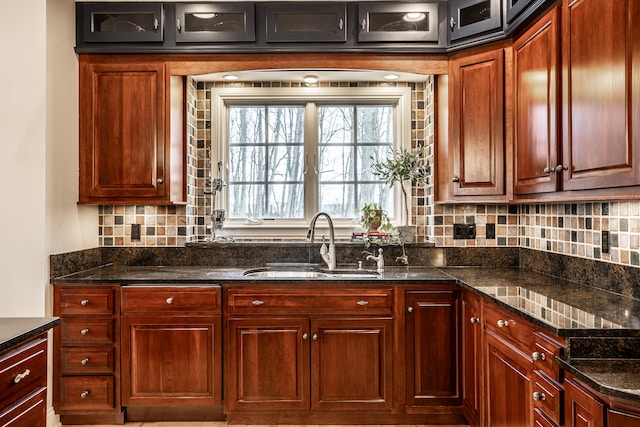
[304,102,319,222]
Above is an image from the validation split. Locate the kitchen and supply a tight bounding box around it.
[2,0,640,426]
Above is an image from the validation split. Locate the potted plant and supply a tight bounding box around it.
[369,147,427,242]
[360,203,392,233]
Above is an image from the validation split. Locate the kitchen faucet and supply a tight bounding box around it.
[365,248,385,273]
[306,212,336,271]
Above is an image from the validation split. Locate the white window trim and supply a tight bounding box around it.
[210,86,412,241]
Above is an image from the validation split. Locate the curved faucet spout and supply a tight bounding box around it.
[306,212,336,270]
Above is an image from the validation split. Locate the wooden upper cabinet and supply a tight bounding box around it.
[448,44,507,199]
[78,56,185,204]
[561,0,640,191]
[513,6,560,195]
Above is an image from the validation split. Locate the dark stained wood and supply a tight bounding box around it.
[405,290,461,407]
[609,408,640,427]
[534,408,557,427]
[564,375,606,427]
[225,317,310,412]
[78,58,185,204]
[561,0,640,191]
[513,6,560,195]
[0,388,46,427]
[312,318,393,411]
[462,291,482,427]
[449,44,507,199]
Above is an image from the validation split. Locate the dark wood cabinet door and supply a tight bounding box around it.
[462,291,482,426]
[226,318,310,412]
[564,376,605,427]
[449,46,506,198]
[405,290,461,406]
[561,0,640,191]
[311,318,392,411]
[609,408,640,427]
[79,59,168,203]
[121,316,222,407]
[485,331,532,427]
[513,6,560,195]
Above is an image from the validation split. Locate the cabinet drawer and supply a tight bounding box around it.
[61,347,115,375]
[61,318,115,345]
[59,376,115,411]
[0,387,46,427]
[122,286,221,313]
[227,288,393,315]
[532,370,563,425]
[534,408,557,427]
[58,288,116,316]
[0,337,47,411]
[484,301,534,351]
[532,332,564,381]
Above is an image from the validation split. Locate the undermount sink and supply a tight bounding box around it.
[242,267,380,279]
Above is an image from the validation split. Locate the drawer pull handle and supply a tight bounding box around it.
[470,317,480,324]
[166,297,174,304]
[80,328,89,335]
[532,351,546,361]
[80,299,89,306]
[532,391,546,401]
[357,300,369,306]
[252,300,264,306]
[80,390,90,399]
[81,358,89,365]
[497,320,509,328]
[13,369,30,383]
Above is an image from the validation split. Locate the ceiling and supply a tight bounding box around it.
[193,68,431,83]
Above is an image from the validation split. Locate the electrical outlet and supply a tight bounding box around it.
[454,223,476,240]
[486,223,496,239]
[602,230,610,254]
[131,224,141,241]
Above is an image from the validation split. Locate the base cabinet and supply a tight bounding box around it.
[461,290,482,426]
[564,375,605,427]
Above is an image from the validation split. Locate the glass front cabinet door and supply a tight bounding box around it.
[77,2,164,43]
[358,3,440,43]
[175,3,256,43]
[265,3,347,42]
[448,0,502,42]
[506,0,540,24]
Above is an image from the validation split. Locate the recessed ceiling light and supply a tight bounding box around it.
[303,75,319,84]
[223,74,239,81]
[384,74,400,80]
[403,12,426,22]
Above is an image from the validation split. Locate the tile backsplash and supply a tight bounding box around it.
[96,75,640,272]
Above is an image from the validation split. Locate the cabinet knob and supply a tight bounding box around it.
[13,369,30,384]
[177,18,182,32]
[532,391,546,401]
[153,19,159,31]
[450,17,456,29]
[312,333,318,341]
[81,299,89,306]
[407,306,414,313]
[81,358,90,366]
[80,390,90,399]
[81,328,89,335]
[532,351,546,361]
[361,18,367,30]
[497,320,509,328]
[470,317,479,324]
[452,176,460,183]
[157,178,164,184]
[302,333,308,340]
[338,18,344,30]
[166,297,174,304]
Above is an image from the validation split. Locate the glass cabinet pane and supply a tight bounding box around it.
[449,0,501,42]
[266,3,347,42]
[358,3,439,42]
[506,0,538,23]
[79,3,163,43]
[175,3,256,42]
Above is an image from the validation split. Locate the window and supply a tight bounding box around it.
[211,87,412,239]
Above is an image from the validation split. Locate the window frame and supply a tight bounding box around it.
[211,86,412,240]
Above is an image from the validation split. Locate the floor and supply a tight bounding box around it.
[68,423,468,427]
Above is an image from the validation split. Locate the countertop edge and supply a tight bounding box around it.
[0,317,60,352]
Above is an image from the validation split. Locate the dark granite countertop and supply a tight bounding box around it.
[0,317,60,352]
[53,263,640,404]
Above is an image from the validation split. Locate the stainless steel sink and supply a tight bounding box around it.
[242,267,380,279]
